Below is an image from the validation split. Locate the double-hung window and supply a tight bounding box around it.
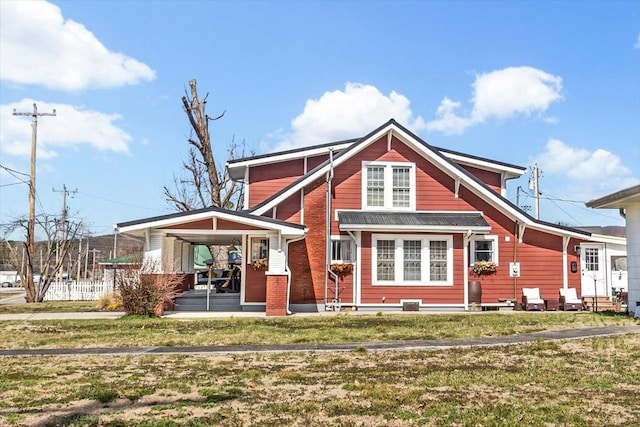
[331,237,354,263]
[250,237,269,262]
[373,234,453,285]
[362,162,415,210]
[470,235,498,265]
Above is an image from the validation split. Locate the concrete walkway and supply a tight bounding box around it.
[0,325,638,358]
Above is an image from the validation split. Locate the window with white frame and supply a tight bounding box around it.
[331,237,354,263]
[373,234,453,285]
[470,235,498,264]
[250,237,269,261]
[362,162,415,210]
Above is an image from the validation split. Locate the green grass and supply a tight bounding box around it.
[0,300,98,313]
[0,311,636,349]
[0,291,24,300]
[0,334,638,426]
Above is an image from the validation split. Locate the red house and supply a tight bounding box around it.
[116,119,627,315]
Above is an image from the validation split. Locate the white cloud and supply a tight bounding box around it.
[0,0,155,91]
[427,66,563,135]
[635,33,640,49]
[0,99,131,159]
[535,138,638,199]
[272,83,426,151]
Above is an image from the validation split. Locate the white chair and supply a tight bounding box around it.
[559,288,583,311]
[522,287,545,311]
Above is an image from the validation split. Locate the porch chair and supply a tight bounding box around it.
[522,287,545,311]
[559,288,583,311]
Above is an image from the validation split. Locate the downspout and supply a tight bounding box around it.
[619,208,626,219]
[285,234,307,315]
[325,149,338,309]
[513,221,519,300]
[346,230,358,309]
[463,229,473,311]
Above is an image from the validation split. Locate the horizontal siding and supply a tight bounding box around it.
[244,268,266,302]
[460,165,502,193]
[165,218,262,231]
[276,192,302,224]
[249,159,304,208]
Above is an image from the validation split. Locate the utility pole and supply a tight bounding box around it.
[530,163,541,220]
[53,184,77,283]
[12,103,56,301]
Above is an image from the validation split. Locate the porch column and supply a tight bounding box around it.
[266,274,288,316]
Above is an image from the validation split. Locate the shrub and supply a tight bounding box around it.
[96,291,122,311]
[115,257,179,317]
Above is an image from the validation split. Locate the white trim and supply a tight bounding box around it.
[249,122,586,241]
[440,151,526,178]
[251,124,394,216]
[341,224,490,233]
[562,236,569,290]
[372,234,453,286]
[330,235,355,263]
[117,210,306,237]
[227,140,525,180]
[227,142,353,170]
[469,234,499,265]
[243,165,250,210]
[361,161,416,211]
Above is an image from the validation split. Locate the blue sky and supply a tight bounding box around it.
[1,0,639,240]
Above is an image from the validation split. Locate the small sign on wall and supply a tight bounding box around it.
[509,262,521,278]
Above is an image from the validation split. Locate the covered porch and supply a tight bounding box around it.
[115,207,307,316]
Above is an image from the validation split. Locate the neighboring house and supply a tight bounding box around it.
[586,184,640,316]
[116,119,627,315]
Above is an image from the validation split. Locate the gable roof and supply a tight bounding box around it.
[227,133,526,181]
[586,184,640,209]
[247,119,591,239]
[115,205,306,236]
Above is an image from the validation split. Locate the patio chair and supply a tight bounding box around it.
[522,287,545,311]
[559,288,583,311]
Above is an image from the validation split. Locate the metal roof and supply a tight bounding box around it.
[337,211,490,231]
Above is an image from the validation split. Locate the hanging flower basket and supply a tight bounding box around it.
[251,258,268,271]
[471,261,497,276]
[330,263,353,277]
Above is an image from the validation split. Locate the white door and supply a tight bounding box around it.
[580,244,606,297]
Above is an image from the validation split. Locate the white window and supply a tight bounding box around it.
[362,162,415,210]
[373,234,453,285]
[331,237,354,263]
[469,235,499,265]
[250,237,269,261]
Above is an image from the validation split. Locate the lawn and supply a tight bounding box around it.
[0,307,638,426]
[1,333,638,426]
[0,311,637,349]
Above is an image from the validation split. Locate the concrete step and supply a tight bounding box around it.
[173,291,241,312]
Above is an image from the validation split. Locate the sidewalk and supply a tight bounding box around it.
[0,325,638,357]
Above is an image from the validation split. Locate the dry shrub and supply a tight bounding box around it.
[96,291,122,311]
[115,257,179,317]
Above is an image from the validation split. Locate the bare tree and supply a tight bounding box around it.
[2,214,82,302]
[164,79,249,212]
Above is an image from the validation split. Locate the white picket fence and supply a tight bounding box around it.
[43,280,115,301]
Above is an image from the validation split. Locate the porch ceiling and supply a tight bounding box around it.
[163,231,243,246]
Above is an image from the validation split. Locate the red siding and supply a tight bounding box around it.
[275,192,302,224]
[164,218,261,231]
[245,133,586,309]
[461,165,502,193]
[244,267,267,302]
[249,159,304,208]
[288,179,326,305]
